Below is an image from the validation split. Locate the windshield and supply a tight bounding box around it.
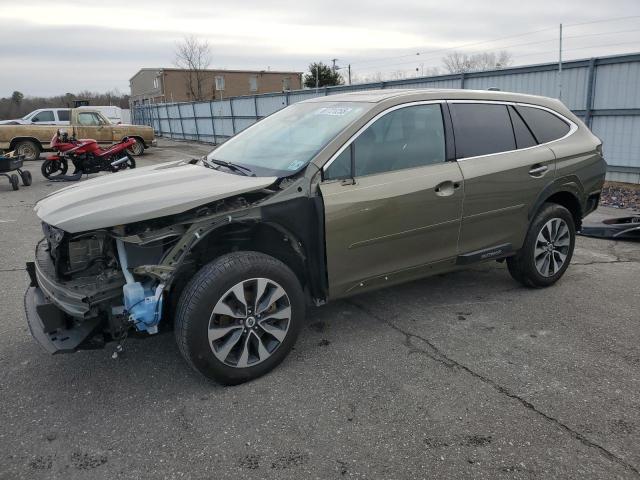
[207,101,369,176]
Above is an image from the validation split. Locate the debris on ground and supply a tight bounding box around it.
[600,182,640,210]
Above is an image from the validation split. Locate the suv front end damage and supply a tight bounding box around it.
[23,175,321,354]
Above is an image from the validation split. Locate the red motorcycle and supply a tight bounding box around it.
[41,130,137,180]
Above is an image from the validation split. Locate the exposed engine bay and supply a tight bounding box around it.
[27,166,327,354]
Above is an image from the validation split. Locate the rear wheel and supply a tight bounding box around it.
[507,203,575,288]
[175,252,304,385]
[110,153,136,172]
[14,140,40,161]
[126,139,144,156]
[41,158,68,179]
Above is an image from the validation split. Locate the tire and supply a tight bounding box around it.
[20,170,32,186]
[507,203,576,288]
[126,139,144,156]
[10,174,19,191]
[41,158,68,179]
[14,140,40,161]
[175,251,304,385]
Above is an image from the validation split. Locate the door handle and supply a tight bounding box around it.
[434,181,460,197]
[529,164,548,176]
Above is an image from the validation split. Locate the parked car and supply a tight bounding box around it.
[0,109,154,160]
[0,108,70,126]
[25,89,606,385]
[0,106,131,126]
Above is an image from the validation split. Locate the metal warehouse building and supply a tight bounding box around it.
[133,52,640,183]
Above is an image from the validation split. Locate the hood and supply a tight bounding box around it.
[35,161,277,233]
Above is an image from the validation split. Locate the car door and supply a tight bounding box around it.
[449,101,558,257]
[74,111,113,143]
[319,102,464,298]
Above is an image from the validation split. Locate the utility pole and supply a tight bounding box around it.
[331,58,338,71]
[558,23,563,101]
[348,64,351,85]
[315,65,319,93]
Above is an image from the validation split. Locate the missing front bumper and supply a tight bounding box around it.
[24,286,101,354]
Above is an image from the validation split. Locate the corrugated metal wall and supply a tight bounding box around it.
[133,52,640,183]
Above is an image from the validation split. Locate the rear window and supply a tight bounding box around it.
[515,106,570,143]
[450,103,516,158]
[57,110,70,122]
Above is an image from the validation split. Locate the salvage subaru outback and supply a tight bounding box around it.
[25,89,606,384]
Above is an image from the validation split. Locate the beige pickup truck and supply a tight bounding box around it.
[0,109,155,160]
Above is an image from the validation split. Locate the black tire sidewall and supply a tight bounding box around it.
[176,252,304,385]
[519,203,576,287]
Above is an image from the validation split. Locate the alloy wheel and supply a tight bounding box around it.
[534,218,571,277]
[208,278,291,368]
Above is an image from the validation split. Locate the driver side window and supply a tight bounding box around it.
[77,112,103,126]
[324,104,446,181]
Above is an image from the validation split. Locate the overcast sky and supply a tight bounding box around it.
[1,0,639,96]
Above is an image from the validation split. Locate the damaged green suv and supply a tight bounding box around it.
[25,89,606,384]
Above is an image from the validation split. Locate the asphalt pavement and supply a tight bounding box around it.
[1,139,639,479]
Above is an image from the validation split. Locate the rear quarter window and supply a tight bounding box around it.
[450,103,516,158]
[515,106,570,144]
[57,110,70,122]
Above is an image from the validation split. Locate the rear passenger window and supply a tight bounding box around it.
[57,110,70,122]
[450,104,516,158]
[508,106,537,149]
[515,106,570,143]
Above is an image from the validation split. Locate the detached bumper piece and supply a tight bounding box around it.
[24,286,101,354]
[580,216,640,240]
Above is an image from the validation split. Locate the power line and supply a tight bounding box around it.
[352,26,640,74]
[348,15,640,71]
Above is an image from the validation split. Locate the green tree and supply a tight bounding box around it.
[11,91,23,105]
[303,62,344,88]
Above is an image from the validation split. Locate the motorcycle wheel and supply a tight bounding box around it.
[41,158,69,179]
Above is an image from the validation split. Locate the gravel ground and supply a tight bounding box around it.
[1,139,639,480]
[601,182,640,211]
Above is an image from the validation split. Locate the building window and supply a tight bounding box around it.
[249,75,258,92]
[215,76,225,91]
[282,77,291,91]
[153,77,159,89]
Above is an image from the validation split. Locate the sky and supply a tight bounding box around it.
[0,0,639,96]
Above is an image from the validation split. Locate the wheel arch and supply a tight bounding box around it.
[10,136,43,151]
[530,177,585,229]
[125,135,146,150]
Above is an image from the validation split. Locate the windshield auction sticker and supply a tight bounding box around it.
[315,107,353,116]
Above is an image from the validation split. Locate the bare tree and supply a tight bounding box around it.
[442,50,513,74]
[174,35,212,101]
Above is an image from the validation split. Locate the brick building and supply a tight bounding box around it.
[129,68,303,105]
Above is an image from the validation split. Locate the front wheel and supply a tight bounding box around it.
[175,252,304,385]
[507,203,576,288]
[41,158,68,179]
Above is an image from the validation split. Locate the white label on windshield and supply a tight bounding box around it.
[286,160,305,170]
[315,107,353,116]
